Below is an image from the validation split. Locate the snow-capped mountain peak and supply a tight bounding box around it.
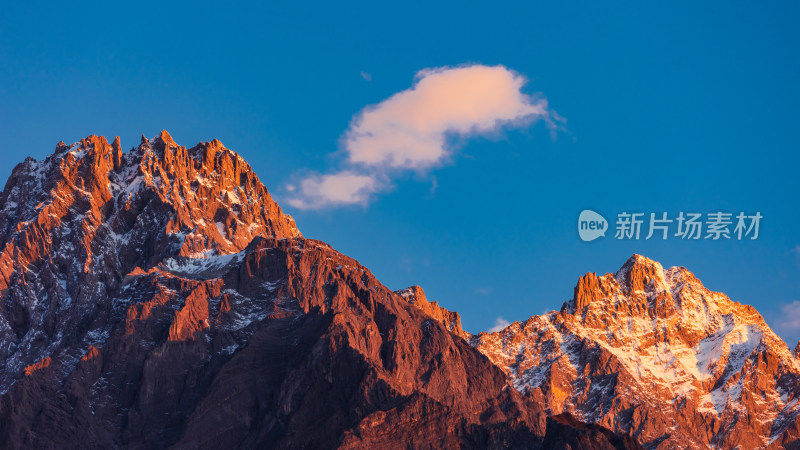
[471,255,800,448]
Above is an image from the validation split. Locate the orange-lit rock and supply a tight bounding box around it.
[0,134,638,449]
[81,345,100,362]
[395,285,468,338]
[24,357,51,376]
[472,254,800,449]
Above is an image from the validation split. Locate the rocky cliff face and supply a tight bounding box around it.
[0,130,300,390]
[471,255,800,449]
[395,285,468,339]
[0,133,634,449]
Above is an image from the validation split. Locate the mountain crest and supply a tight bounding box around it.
[0,132,300,388]
[474,255,800,448]
[2,136,608,449]
[395,285,468,338]
[615,253,668,293]
[1,136,798,448]
[566,254,685,316]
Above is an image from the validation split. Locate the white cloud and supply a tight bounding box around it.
[487,316,511,333]
[360,71,372,82]
[287,64,557,209]
[346,64,549,169]
[286,172,381,210]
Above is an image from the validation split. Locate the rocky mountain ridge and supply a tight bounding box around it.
[469,255,800,449]
[0,130,300,389]
[0,133,636,449]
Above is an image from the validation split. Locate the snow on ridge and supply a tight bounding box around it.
[471,254,800,446]
[160,251,244,275]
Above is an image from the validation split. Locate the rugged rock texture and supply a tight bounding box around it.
[395,285,468,339]
[0,130,300,389]
[472,255,800,449]
[0,133,633,449]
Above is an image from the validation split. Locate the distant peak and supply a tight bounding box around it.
[138,131,177,151]
[615,254,666,292]
[619,254,661,270]
[566,255,669,313]
[148,130,179,156]
[157,129,174,143]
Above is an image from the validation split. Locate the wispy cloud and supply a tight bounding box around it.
[286,172,379,210]
[487,316,511,333]
[360,71,372,82]
[427,176,438,198]
[287,64,558,209]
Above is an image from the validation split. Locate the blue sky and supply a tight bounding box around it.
[1,2,799,341]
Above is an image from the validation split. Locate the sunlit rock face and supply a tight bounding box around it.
[472,255,800,449]
[0,131,300,388]
[395,285,469,339]
[0,133,639,449]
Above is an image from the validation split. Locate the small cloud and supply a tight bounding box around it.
[428,176,438,197]
[286,171,382,210]
[284,184,296,192]
[287,64,559,209]
[360,71,372,82]
[474,287,493,295]
[487,316,511,333]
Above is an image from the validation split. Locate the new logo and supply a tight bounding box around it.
[578,210,607,242]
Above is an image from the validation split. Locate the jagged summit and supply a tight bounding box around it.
[1,136,615,449]
[472,255,800,449]
[3,131,300,254]
[0,132,301,387]
[619,253,660,269]
[565,254,699,315]
[2,136,798,448]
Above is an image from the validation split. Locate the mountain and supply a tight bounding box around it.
[395,285,469,339]
[471,255,800,449]
[0,132,636,449]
